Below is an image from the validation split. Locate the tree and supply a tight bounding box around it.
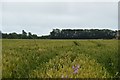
[49,29,116,39]
[32,34,38,39]
[1,29,117,39]
[0,31,2,39]
[28,32,32,39]
[22,30,27,39]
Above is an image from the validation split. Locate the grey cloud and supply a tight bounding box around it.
[2,2,118,35]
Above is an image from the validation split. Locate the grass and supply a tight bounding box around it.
[2,39,119,78]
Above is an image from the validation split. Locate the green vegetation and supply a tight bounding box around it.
[2,39,119,78]
[2,29,120,39]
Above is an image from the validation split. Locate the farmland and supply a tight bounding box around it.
[2,39,119,78]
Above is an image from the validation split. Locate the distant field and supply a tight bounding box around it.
[2,39,119,78]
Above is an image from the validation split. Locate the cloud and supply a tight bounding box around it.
[2,2,118,35]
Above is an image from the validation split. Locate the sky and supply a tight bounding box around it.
[1,1,118,36]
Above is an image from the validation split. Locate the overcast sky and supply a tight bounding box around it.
[1,2,118,36]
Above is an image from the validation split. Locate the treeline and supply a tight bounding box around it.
[1,30,46,39]
[50,29,118,39]
[1,29,120,39]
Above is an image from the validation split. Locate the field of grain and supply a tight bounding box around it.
[2,39,119,78]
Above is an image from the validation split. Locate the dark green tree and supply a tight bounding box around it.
[22,30,27,39]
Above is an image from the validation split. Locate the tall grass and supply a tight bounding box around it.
[2,39,119,78]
